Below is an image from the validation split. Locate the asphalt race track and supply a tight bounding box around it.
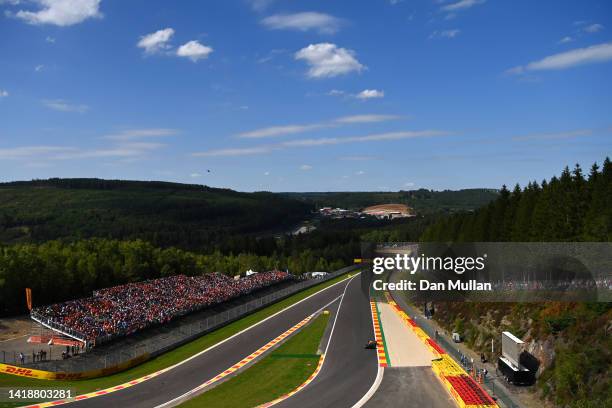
[66,276,355,408]
[274,274,379,408]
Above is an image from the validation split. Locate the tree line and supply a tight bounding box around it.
[421,158,611,242]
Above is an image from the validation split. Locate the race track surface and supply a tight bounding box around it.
[363,367,454,408]
[274,274,379,408]
[67,277,353,408]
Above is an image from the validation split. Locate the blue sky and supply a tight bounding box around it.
[1,0,611,192]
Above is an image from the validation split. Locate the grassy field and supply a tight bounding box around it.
[0,272,354,400]
[180,312,330,408]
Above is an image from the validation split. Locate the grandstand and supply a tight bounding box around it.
[29,271,291,349]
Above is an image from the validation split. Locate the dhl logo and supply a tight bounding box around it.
[54,373,85,380]
[3,366,35,377]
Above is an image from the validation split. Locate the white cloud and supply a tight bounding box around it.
[355,170,365,175]
[193,146,275,157]
[327,89,345,96]
[431,29,461,39]
[356,89,385,100]
[0,89,8,97]
[247,0,275,11]
[300,164,312,171]
[238,124,325,138]
[295,43,364,78]
[584,23,604,33]
[237,114,402,138]
[103,128,179,141]
[52,142,164,160]
[508,42,612,74]
[137,28,174,54]
[193,130,448,157]
[282,130,447,147]
[35,64,44,72]
[0,146,76,159]
[176,40,213,62]
[441,0,486,12]
[261,12,342,34]
[14,0,102,26]
[334,114,401,124]
[404,182,415,187]
[511,129,592,141]
[559,36,573,44]
[190,173,202,178]
[45,36,55,43]
[264,171,270,176]
[339,155,377,161]
[43,99,89,113]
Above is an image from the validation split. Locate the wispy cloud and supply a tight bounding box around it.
[236,114,402,138]
[238,124,326,138]
[261,12,342,34]
[43,99,89,113]
[558,36,573,44]
[247,0,276,12]
[12,0,102,26]
[430,29,461,39]
[193,146,275,157]
[339,155,378,161]
[512,129,592,141]
[334,114,401,124]
[295,43,364,78]
[0,146,77,159]
[583,23,604,33]
[299,164,312,171]
[194,129,449,157]
[507,42,612,74]
[441,0,486,12]
[0,89,8,97]
[102,128,179,141]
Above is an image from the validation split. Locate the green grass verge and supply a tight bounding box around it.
[179,312,330,408]
[0,273,354,398]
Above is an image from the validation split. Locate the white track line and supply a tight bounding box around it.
[154,293,348,408]
[254,274,360,408]
[352,288,385,408]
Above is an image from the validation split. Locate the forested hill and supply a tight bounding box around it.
[421,157,612,242]
[284,188,499,214]
[419,158,612,408]
[0,178,311,248]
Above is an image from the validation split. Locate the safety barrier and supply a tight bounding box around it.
[0,354,150,380]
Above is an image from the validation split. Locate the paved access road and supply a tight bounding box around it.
[275,275,379,408]
[66,276,354,408]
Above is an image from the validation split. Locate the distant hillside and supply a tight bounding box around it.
[0,178,311,248]
[284,189,499,214]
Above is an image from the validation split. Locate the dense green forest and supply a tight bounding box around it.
[0,178,311,248]
[421,158,611,242]
[284,188,498,214]
[417,158,612,408]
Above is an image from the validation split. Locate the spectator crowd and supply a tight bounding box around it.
[33,271,290,343]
